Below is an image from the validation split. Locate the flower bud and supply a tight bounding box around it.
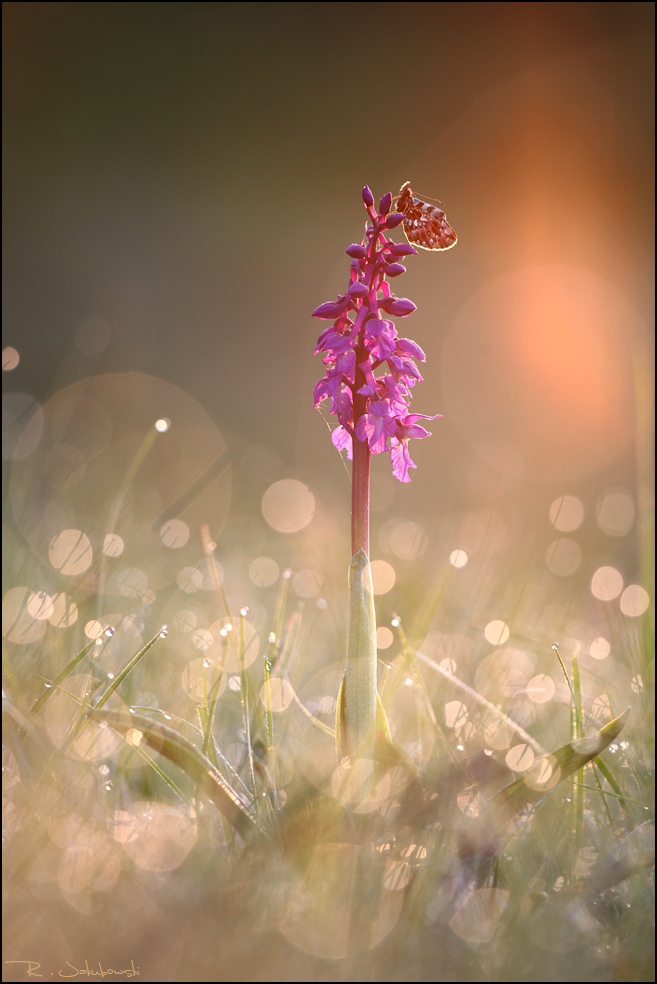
[379,192,392,215]
[362,186,374,207]
[383,263,406,277]
[380,297,417,317]
[385,212,405,229]
[346,244,367,258]
[387,243,418,257]
[312,299,347,319]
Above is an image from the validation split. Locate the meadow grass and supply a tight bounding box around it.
[3,462,654,982]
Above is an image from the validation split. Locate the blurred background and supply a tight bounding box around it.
[3,0,654,647]
[2,4,654,979]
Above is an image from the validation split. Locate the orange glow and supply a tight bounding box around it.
[442,266,645,479]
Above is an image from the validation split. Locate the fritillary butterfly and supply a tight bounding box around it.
[396,181,457,251]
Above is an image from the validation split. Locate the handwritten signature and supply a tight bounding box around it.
[4,960,139,979]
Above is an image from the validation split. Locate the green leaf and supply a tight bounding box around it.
[376,691,391,744]
[29,638,98,719]
[490,707,631,826]
[335,671,347,760]
[336,664,391,760]
[88,707,267,841]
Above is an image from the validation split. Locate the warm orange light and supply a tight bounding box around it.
[442,265,645,479]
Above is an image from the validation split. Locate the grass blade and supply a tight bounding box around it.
[88,707,267,840]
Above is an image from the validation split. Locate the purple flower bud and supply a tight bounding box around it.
[384,263,406,277]
[347,282,369,298]
[380,297,417,317]
[346,244,367,258]
[312,299,347,319]
[362,186,374,207]
[385,212,405,229]
[387,243,418,257]
[379,192,392,215]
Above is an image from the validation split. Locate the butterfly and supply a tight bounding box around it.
[395,181,457,251]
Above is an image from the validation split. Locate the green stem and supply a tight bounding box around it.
[344,548,377,761]
[264,657,278,812]
[239,610,258,806]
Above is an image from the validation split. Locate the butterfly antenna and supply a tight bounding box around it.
[415,190,446,208]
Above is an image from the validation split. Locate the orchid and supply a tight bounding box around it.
[312,185,445,776]
[312,187,441,486]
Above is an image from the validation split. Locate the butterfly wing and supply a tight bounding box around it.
[397,182,457,251]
